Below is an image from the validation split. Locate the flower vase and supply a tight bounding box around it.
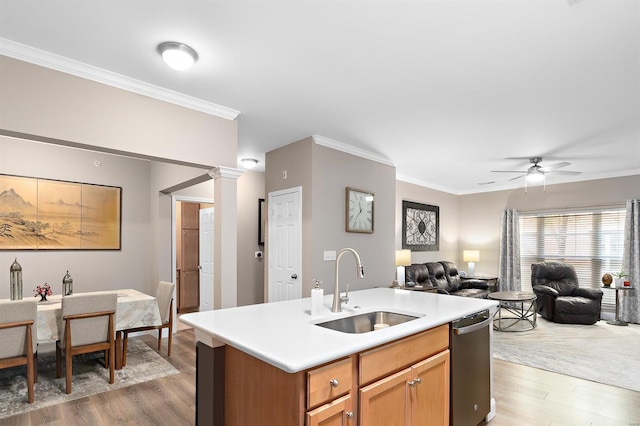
[39,293,48,302]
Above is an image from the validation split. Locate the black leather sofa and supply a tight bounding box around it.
[531,261,603,325]
[405,261,496,298]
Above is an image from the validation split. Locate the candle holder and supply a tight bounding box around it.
[63,270,73,296]
[10,258,23,300]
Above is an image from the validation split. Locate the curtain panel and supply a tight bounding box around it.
[621,199,640,324]
[499,209,521,292]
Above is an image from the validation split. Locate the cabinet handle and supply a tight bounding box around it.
[345,411,354,419]
[408,378,422,387]
[329,379,339,387]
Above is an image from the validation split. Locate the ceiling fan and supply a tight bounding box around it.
[491,157,582,183]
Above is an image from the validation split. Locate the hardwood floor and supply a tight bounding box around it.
[2,330,196,426]
[4,329,639,425]
[483,359,640,426]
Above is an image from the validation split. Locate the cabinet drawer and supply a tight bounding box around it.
[307,357,352,409]
[359,324,449,386]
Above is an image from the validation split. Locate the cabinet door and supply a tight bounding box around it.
[409,349,450,426]
[359,368,411,426]
[306,394,354,426]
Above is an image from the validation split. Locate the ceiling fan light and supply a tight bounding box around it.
[158,42,198,70]
[526,171,545,183]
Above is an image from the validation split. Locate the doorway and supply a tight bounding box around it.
[173,197,214,314]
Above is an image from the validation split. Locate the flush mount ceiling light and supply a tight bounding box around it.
[158,42,198,71]
[241,158,259,169]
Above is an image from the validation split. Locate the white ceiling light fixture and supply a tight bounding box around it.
[525,169,545,183]
[241,158,259,169]
[158,42,198,71]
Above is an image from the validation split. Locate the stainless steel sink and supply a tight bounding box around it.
[315,311,421,334]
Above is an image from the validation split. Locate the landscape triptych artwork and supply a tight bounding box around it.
[0,174,121,250]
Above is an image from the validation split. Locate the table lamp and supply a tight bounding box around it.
[463,250,480,277]
[395,249,412,287]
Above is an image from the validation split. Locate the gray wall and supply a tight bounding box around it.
[312,143,396,295]
[266,137,396,298]
[458,175,640,277]
[396,181,460,265]
[0,55,240,301]
[237,170,266,306]
[0,56,237,168]
[0,136,152,297]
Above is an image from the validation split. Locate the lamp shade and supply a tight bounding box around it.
[395,249,412,266]
[463,250,480,262]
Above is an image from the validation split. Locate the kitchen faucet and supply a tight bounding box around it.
[332,248,365,313]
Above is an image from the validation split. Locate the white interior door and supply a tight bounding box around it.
[199,207,214,311]
[268,187,302,302]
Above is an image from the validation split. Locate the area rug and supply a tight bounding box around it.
[0,340,179,419]
[493,315,640,392]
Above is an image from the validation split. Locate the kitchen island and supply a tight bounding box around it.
[180,287,498,425]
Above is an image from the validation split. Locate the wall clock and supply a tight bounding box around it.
[346,187,374,233]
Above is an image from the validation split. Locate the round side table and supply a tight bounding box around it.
[602,285,634,326]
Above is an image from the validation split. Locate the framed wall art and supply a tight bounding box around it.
[258,198,265,245]
[0,174,122,250]
[402,200,439,251]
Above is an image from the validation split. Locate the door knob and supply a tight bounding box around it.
[291,274,298,279]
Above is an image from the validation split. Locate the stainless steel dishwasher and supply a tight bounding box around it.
[450,309,492,426]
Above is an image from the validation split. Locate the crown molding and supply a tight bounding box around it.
[312,135,395,167]
[208,166,244,180]
[0,38,240,120]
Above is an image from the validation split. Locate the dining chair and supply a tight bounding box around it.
[0,299,38,403]
[122,281,175,366]
[56,292,117,394]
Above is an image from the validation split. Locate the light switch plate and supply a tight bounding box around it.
[324,250,336,261]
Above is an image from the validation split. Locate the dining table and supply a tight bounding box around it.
[9,288,162,369]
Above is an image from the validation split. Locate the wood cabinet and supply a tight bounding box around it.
[409,350,450,426]
[306,394,354,426]
[222,324,449,426]
[359,325,450,426]
[306,357,355,425]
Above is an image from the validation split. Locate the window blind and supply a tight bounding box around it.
[519,207,626,307]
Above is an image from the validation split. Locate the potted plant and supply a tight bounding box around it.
[613,271,629,287]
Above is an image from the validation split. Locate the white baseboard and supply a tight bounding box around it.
[486,398,496,422]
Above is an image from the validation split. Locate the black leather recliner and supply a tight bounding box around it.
[531,261,603,325]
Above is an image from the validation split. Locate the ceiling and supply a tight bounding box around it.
[1,0,638,194]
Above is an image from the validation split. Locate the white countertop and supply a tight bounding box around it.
[180,287,498,373]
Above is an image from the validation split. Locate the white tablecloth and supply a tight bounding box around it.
[26,288,162,343]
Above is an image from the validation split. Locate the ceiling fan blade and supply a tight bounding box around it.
[539,162,570,172]
[490,170,528,173]
[546,170,582,176]
[508,175,525,181]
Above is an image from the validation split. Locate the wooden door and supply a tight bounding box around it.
[179,202,200,312]
[359,368,411,426]
[409,350,450,426]
[306,394,354,426]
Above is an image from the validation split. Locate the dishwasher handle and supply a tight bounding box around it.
[453,316,492,335]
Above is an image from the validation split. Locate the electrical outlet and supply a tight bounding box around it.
[282,170,287,179]
[324,250,336,261]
